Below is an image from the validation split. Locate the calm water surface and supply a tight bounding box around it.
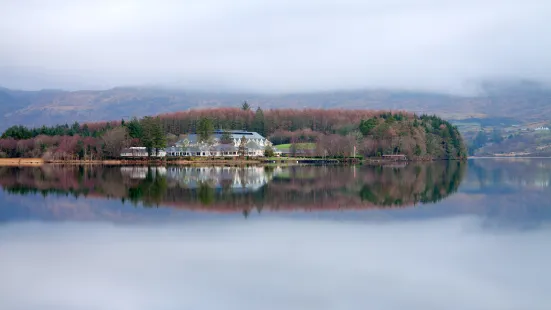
[0,159,550,310]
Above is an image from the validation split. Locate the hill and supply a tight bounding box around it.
[0,82,550,133]
[0,109,466,160]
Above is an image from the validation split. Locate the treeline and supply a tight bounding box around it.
[0,117,165,159]
[1,121,119,139]
[156,107,465,158]
[0,106,466,159]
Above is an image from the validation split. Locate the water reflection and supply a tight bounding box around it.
[468,158,551,189]
[0,162,465,211]
[1,160,549,309]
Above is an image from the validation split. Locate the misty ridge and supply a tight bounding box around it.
[1,0,551,132]
[0,79,550,133]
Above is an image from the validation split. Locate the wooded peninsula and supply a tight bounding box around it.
[0,105,466,162]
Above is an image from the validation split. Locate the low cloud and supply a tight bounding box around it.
[1,0,550,93]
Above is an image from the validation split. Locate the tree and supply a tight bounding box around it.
[2,126,32,139]
[197,117,214,143]
[414,144,422,156]
[220,131,233,144]
[359,118,379,136]
[153,119,167,151]
[102,127,129,158]
[238,135,247,157]
[127,117,143,139]
[252,107,265,136]
[140,117,166,155]
[264,145,275,157]
[71,121,80,132]
[166,133,179,146]
[76,140,85,159]
[241,101,251,111]
[81,124,90,137]
[290,143,298,157]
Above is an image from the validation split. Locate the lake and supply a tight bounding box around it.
[0,159,550,310]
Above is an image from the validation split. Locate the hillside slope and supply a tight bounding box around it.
[0,109,466,160]
[1,83,550,132]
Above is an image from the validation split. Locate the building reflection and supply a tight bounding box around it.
[163,166,282,192]
[121,167,167,179]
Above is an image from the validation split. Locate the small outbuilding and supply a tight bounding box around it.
[382,154,408,161]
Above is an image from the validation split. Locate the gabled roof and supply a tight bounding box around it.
[167,145,238,152]
[245,141,263,150]
[178,130,266,145]
[215,144,238,151]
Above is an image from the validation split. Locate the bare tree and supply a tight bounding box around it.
[102,127,129,158]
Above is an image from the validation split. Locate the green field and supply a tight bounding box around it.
[273,143,316,151]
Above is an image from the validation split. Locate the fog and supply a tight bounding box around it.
[1,0,550,93]
[1,217,550,310]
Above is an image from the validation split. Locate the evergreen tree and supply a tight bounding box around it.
[220,131,233,144]
[1,125,32,139]
[140,117,155,155]
[359,118,378,136]
[152,118,167,150]
[81,124,90,137]
[197,117,214,143]
[140,117,165,155]
[252,107,265,136]
[241,101,251,111]
[71,121,80,132]
[127,117,143,139]
[238,135,247,157]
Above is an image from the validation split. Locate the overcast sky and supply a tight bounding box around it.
[1,0,550,93]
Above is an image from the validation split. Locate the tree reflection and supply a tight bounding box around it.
[0,162,466,211]
[198,181,215,206]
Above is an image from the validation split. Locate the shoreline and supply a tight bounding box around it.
[0,158,44,166]
[0,158,265,166]
[469,156,551,159]
[0,157,471,166]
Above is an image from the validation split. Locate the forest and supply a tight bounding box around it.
[0,104,466,160]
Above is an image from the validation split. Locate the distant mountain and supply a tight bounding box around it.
[0,83,550,131]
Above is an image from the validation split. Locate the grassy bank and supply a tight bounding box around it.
[273,143,316,151]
